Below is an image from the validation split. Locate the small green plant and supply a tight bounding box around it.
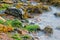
[11,19,22,28]
[25,25,39,32]
[0,4,10,10]
[4,19,22,27]
[22,35,30,39]
[12,33,22,40]
[4,19,12,26]
[0,20,4,24]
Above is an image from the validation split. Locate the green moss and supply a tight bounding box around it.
[0,4,10,10]
[22,35,30,39]
[12,33,22,40]
[4,19,12,26]
[25,25,39,32]
[11,19,22,28]
[4,19,22,28]
[0,20,4,24]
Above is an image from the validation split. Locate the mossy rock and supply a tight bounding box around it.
[5,7,23,19]
[44,26,53,34]
[54,12,60,17]
[42,5,50,11]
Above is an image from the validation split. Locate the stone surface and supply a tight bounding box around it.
[54,13,60,17]
[44,26,53,34]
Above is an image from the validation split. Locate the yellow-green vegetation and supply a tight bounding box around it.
[4,19,12,26]
[12,33,22,40]
[22,35,30,39]
[0,19,40,32]
[24,25,40,32]
[11,19,22,28]
[0,4,11,10]
[12,33,32,40]
[0,24,14,32]
[0,20,4,24]
[4,19,22,28]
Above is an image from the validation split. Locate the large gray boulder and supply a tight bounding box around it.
[5,7,23,19]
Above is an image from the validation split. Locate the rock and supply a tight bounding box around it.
[33,7,41,13]
[33,37,39,40]
[5,7,23,19]
[3,0,13,4]
[0,33,14,40]
[42,5,50,11]
[12,0,19,3]
[21,19,29,23]
[44,26,53,34]
[21,30,28,35]
[56,26,60,30]
[51,1,60,7]
[54,12,60,17]
[14,28,28,35]
[37,28,41,31]
[36,18,41,22]
[0,0,19,3]
[30,22,35,25]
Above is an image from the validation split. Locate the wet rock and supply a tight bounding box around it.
[33,37,39,40]
[56,26,60,30]
[54,12,60,17]
[12,0,19,3]
[21,19,29,23]
[14,28,28,35]
[5,7,23,19]
[35,18,41,22]
[3,0,13,4]
[33,8,41,13]
[51,1,60,7]
[42,5,50,11]
[32,32,38,36]
[0,33,14,40]
[37,28,41,31]
[44,26,53,34]
[5,15,15,20]
[30,22,35,25]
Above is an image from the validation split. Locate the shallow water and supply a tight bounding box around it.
[28,6,60,40]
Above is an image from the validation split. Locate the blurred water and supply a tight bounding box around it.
[28,6,60,40]
[38,6,60,40]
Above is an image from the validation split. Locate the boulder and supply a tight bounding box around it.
[3,0,13,4]
[5,7,23,19]
[14,28,28,35]
[54,12,60,17]
[44,26,53,34]
[33,37,39,40]
[42,5,50,11]
[56,26,60,30]
[51,0,60,7]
